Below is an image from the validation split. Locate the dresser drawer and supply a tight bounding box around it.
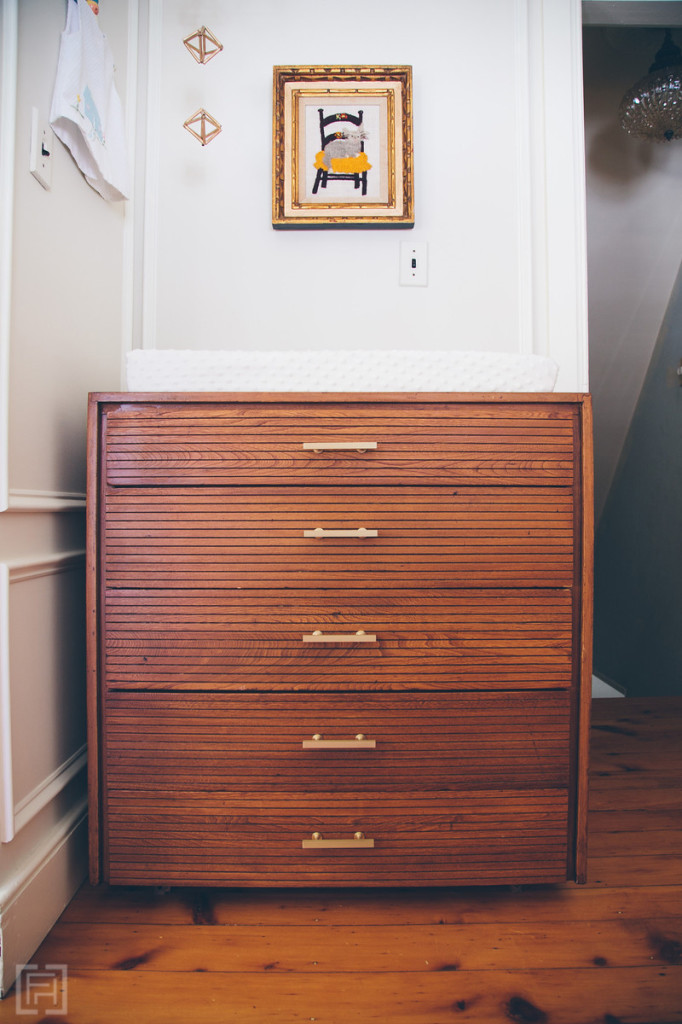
[103,691,571,886]
[103,486,575,589]
[105,691,571,790]
[103,587,574,691]
[103,401,577,487]
[105,792,570,887]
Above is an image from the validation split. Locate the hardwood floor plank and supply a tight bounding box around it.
[2,967,680,1024]
[60,883,682,927]
[33,918,682,973]
[587,855,682,887]
[588,786,682,812]
[588,830,682,857]
[590,808,682,832]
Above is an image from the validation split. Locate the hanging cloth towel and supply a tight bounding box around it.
[50,0,129,201]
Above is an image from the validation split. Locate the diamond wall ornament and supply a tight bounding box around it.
[183,108,222,146]
[183,26,223,65]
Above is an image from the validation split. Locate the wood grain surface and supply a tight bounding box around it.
[102,691,572,886]
[4,698,678,1024]
[102,588,574,690]
[102,485,576,588]
[103,400,578,486]
[87,395,591,890]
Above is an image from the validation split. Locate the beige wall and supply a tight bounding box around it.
[8,0,128,496]
[0,0,132,995]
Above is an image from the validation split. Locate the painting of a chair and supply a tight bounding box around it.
[312,108,372,196]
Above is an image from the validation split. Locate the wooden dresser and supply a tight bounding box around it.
[87,393,593,887]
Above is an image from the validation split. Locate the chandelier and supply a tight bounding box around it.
[619,29,682,142]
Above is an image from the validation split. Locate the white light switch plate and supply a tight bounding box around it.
[399,242,428,286]
[29,107,53,190]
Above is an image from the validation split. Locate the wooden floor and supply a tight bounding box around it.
[2,697,681,1023]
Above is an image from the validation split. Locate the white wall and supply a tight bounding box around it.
[0,0,132,996]
[141,0,588,392]
[583,26,682,518]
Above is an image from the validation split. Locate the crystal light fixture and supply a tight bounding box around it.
[619,29,682,142]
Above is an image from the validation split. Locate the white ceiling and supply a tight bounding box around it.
[583,2,682,27]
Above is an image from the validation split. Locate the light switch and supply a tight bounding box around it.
[29,107,53,190]
[399,242,428,286]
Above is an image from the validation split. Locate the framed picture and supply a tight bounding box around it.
[272,66,413,228]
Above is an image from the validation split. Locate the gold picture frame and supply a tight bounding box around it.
[272,65,413,228]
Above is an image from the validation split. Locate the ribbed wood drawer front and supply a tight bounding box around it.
[103,486,574,589]
[105,793,569,887]
[103,587,573,691]
[103,401,577,486]
[104,691,571,791]
[104,692,570,886]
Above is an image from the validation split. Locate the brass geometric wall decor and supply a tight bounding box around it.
[183,26,223,65]
[183,108,222,146]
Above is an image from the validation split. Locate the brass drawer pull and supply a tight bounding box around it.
[302,733,377,749]
[303,526,378,539]
[302,831,375,849]
[302,630,376,643]
[302,441,378,453]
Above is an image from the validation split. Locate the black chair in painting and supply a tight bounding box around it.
[312,108,369,196]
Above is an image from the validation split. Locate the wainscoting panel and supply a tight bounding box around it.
[1,552,86,842]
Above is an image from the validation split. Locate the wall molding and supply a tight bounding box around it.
[0,564,13,843]
[13,745,87,836]
[121,0,140,377]
[526,0,551,360]
[0,795,87,911]
[567,0,590,392]
[513,0,535,356]
[6,550,86,584]
[0,797,87,995]
[0,0,18,512]
[517,0,590,389]
[141,0,163,351]
[0,552,86,842]
[7,489,86,512]
[534,0,589,390]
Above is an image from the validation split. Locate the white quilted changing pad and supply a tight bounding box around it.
[126,350,558,393]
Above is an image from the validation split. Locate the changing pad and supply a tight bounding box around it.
[126,349,558,393]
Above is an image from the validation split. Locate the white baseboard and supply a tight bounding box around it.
[6,490,86,512]
[0,798,87,997]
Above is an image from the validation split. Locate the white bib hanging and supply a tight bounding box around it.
[50,0,129,201]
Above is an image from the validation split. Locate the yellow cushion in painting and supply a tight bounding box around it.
[314,152,372,173]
